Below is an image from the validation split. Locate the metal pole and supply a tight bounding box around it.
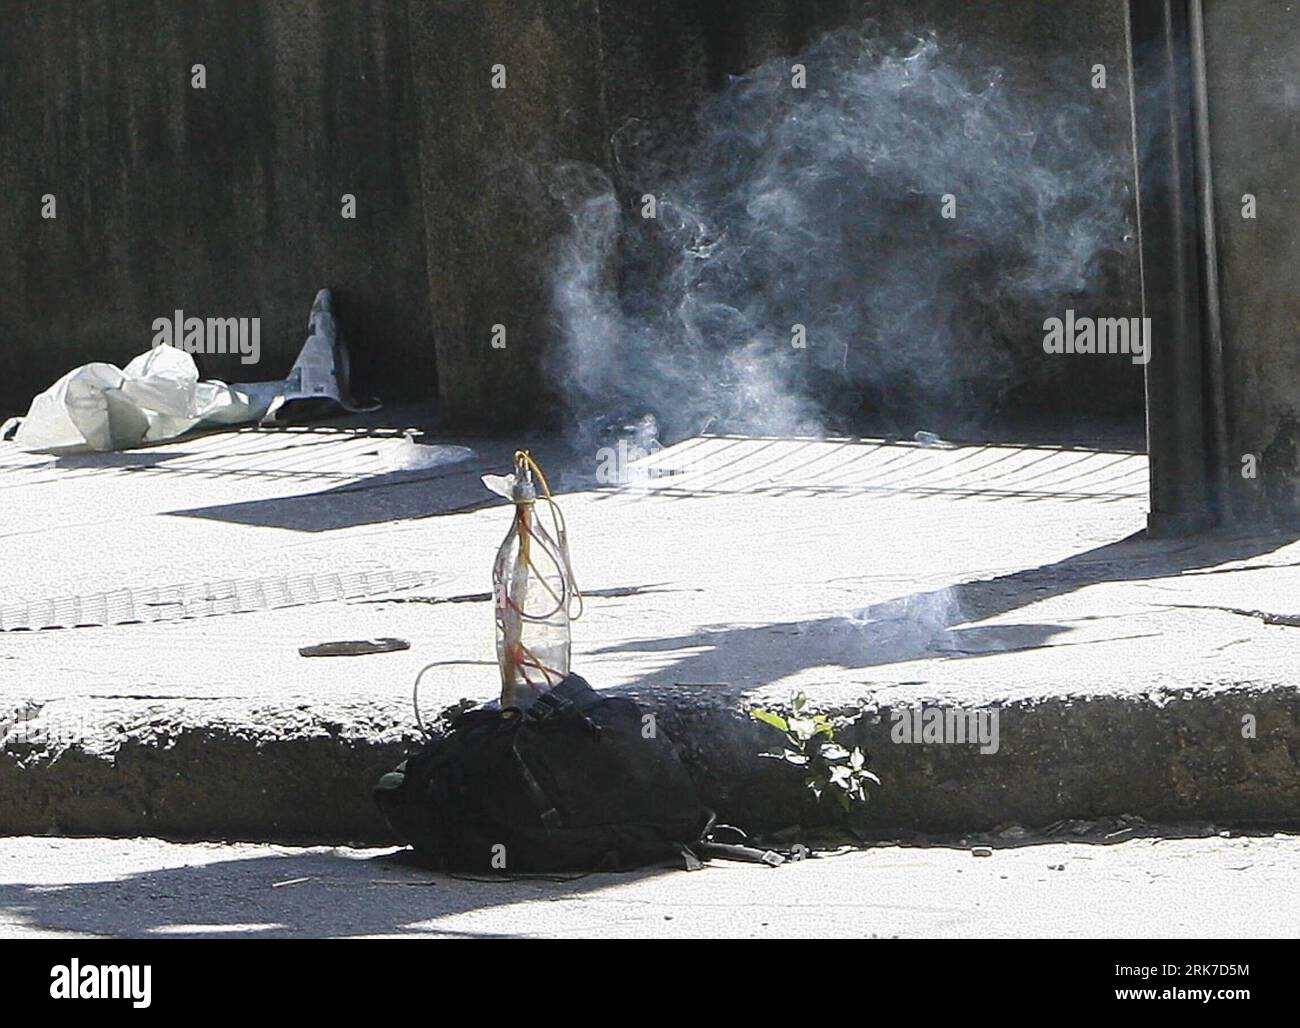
[1188,0,1232,527]
[1129,0,1215,535]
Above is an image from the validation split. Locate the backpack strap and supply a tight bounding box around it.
[525,672,598,721]
[696,822,808,866]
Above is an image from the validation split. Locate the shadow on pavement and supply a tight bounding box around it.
[0,848,669,939]
[596,528,1300,691]
[168,433,583,531]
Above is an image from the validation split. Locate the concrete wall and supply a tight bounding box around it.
[0,0,431,413]
[406,0,609,427]
[1,0,1143,433]
[1203,0,1300,523]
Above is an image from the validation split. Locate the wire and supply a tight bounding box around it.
[410,452,583,717]
[497,452,584,694]
[412,660,496,736]
[514,450,583,619]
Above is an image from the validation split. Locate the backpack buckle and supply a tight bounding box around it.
[527,690,572,721]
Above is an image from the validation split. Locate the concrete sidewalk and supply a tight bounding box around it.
[1,414,1298,840]
[2,828,1296,938]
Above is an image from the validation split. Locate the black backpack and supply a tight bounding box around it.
[374,673,715,873]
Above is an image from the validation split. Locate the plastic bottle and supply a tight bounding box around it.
[489,454,579,709]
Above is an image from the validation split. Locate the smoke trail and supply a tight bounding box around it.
[549,25,1132,446]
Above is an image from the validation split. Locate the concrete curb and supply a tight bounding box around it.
[3,684,1297,842]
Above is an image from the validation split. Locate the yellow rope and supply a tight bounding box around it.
[513,450,582,617]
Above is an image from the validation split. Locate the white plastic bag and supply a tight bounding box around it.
[6,288,375,455]
[9,345,278,454]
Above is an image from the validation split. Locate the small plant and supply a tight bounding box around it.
[749,692,880,815]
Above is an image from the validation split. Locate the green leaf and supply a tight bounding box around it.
[793,691,808,712]
[749,708,788,732]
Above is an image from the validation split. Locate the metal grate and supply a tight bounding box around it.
[0,567,445,632]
